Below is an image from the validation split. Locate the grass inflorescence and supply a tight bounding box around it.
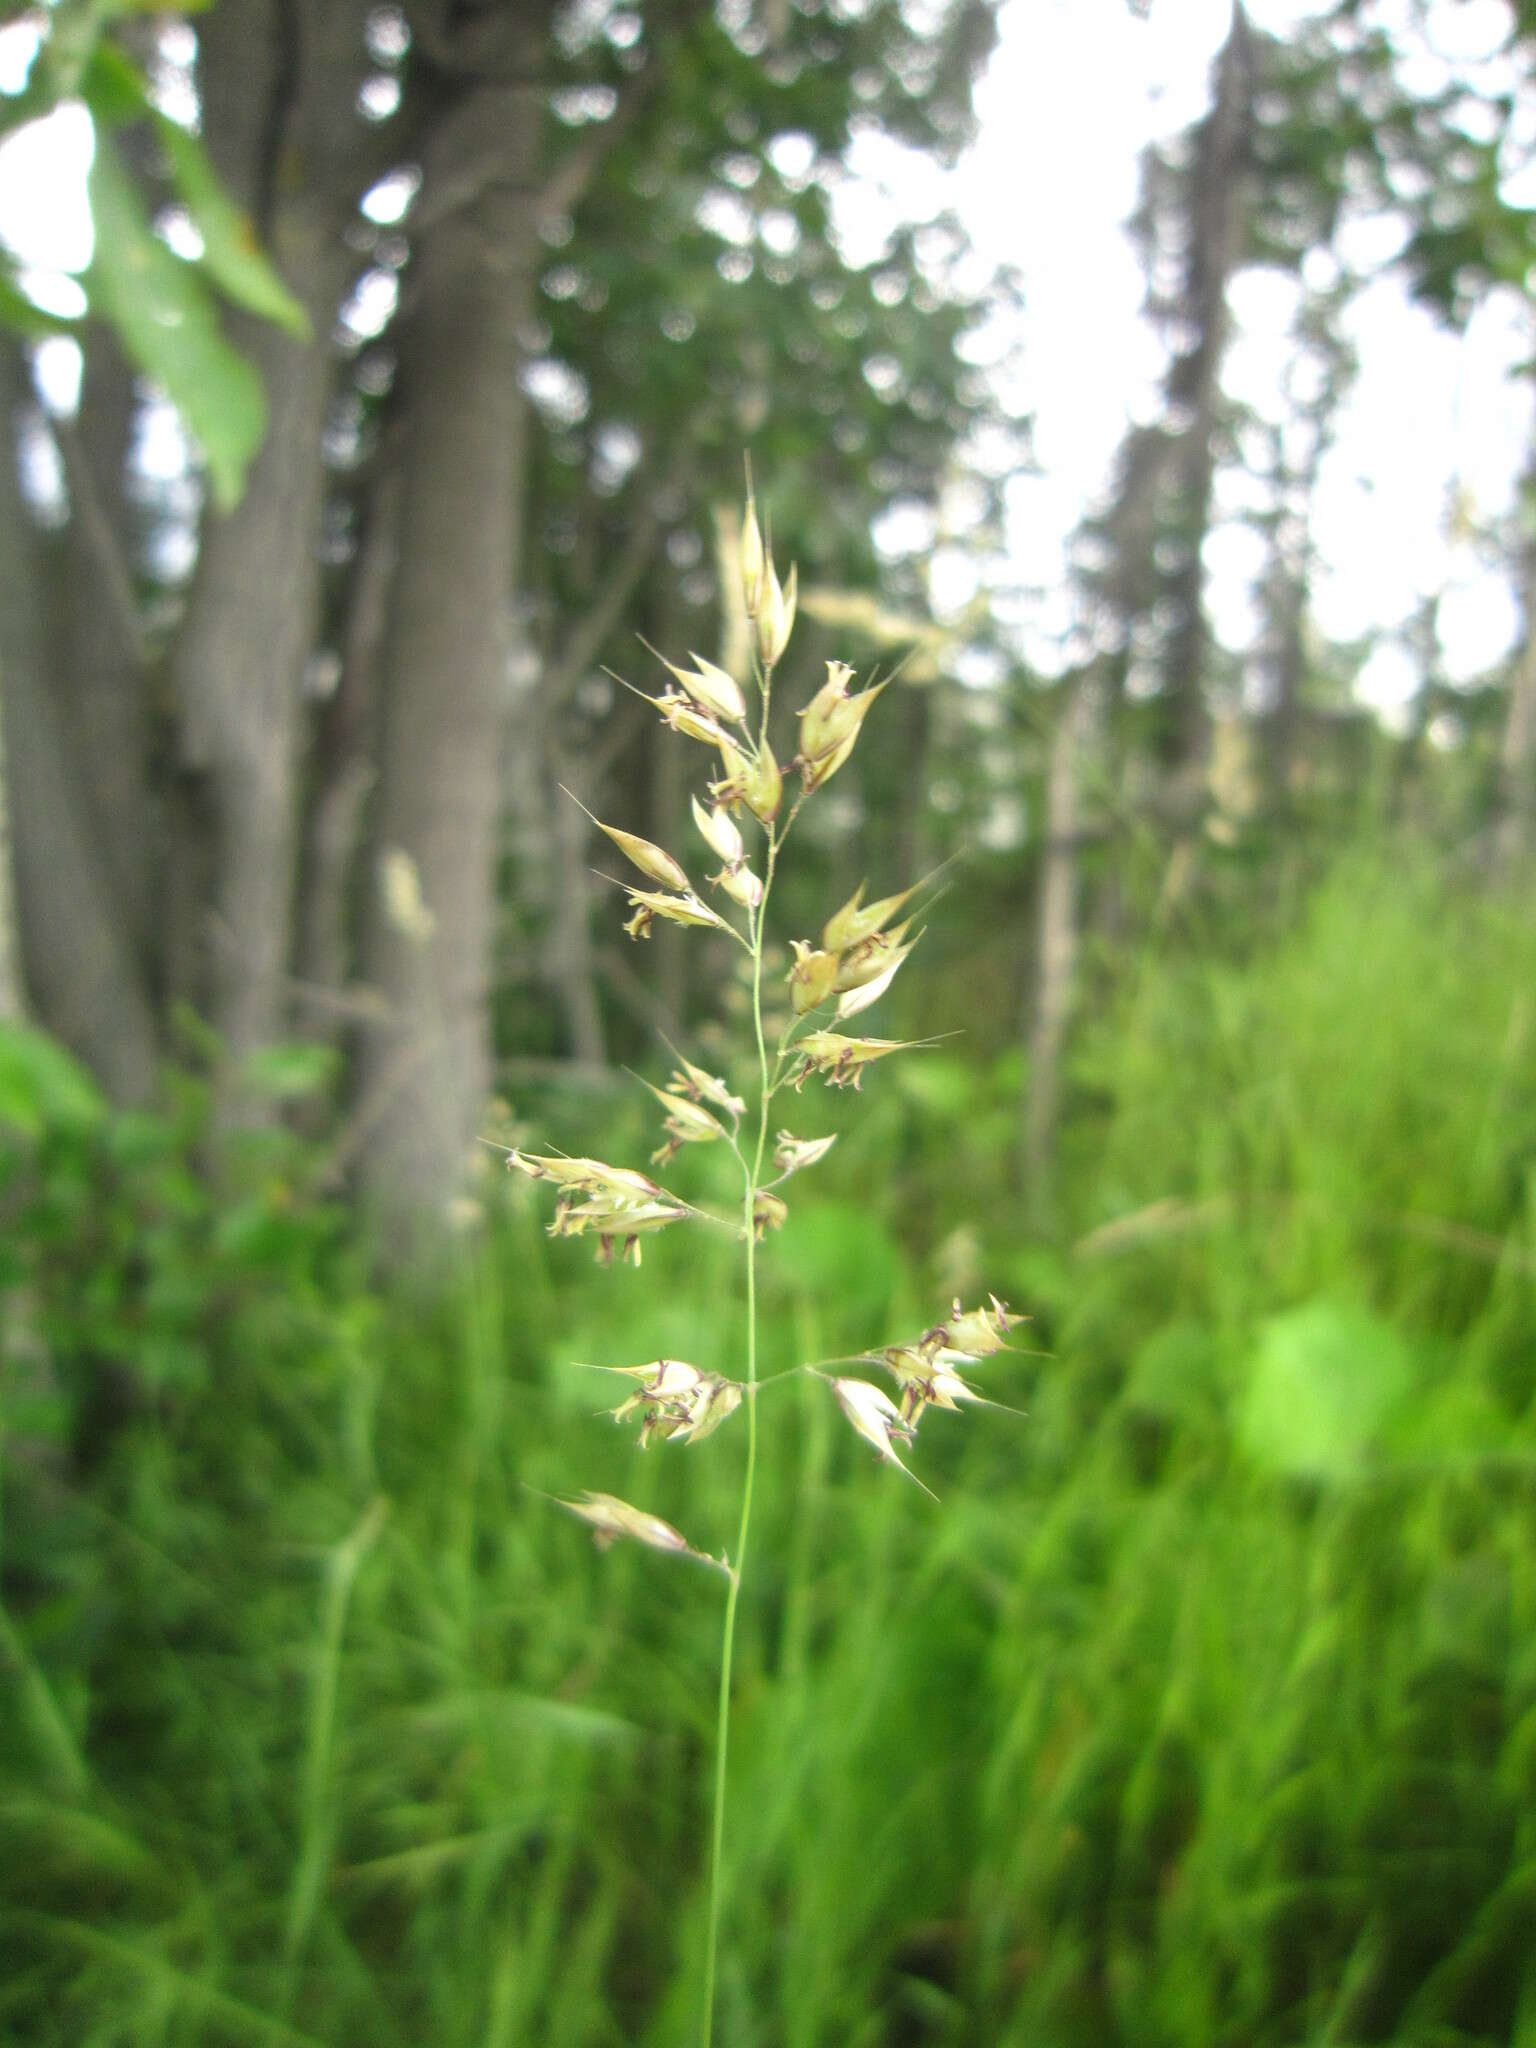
[506,473,1026,2043]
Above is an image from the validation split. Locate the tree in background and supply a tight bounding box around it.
[0,0,1004,1248]
[1016,0,1536,1202]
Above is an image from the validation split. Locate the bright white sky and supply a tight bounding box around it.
[1,0,1531,718]
[846,0,1534,709]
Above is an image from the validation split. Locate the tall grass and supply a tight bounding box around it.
[1,849,1532,2044]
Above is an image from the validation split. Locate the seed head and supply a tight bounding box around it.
[596,1360,745,1448]
[514,1154,689,1265]
[830,928,919,1021]
[642,1079,727,1164]
[821,879,922,952]
[788,941,841,1015]
[928,1295,1026,1359]
[596,821,690,893]
[681,1375,744,1445]
[790,1031,924,1089]
[622,888,732,941]
[713,863,764,911]
[880,1345,982,1429]
[778,564,798,658]
[547,1192,689,1265]
[828,1377,935,1497]
[798,662,887,793]
[711,740,779,821]
[507,1152,664,1203]
[648,689,737,749]
[831,921,914,991]
[834,956,906,1022]
[693,796,743,866]
[654,650,746,727]
[773,1130,837,1177]
[757,558,796,668]
[556,1490,728,1572]
[743,738,783,823]
[752,1189,788,1238]
[670,1057,745,1120]
[741,486,765,619]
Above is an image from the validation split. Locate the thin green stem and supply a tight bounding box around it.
[701,666,781,2048]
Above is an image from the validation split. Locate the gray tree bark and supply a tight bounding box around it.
[54,341,157,957]
[1023,675,1094,1226]
[170,1,375,1103]
[1161,2,1253,788]
[295,461,400,1030]
[546,744,608,1068]
[0,349,158,1096]
[354,3,689,1245]
[355,67,544,1244]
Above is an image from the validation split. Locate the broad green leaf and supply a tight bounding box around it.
[0,1023,107,1136]
[0,267,79,338]
[1239,1299,1412,1482]
[155,117,309,336]
[85,130,265,509]
[241,1042,340,1102]
[82,44,308,336]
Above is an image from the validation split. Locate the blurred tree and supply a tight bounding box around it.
[1083,3,1256,807]
[0,0,1006,1248]
[1277,0,1536,850]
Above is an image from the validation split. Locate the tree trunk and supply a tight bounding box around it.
[170,1,373,1103]
[171,271,347,1082]
[356,75,543,1245]
[0,349,158,1096]
[546,745,608,1067]
[891,684,933,890]
[1022,675,1093,1225]
[1160,2,1253,788]
[295,461,401,1028]
[54,341,157,959]
[1262,569,1306,810]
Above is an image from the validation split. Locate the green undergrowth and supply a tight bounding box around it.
[1,850,1533,2045]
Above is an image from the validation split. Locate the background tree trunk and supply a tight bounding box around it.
[1160,2,1253,790]
[54,341,156,961]
[295,461,401,1031]
[0,349,158,1097]
[356,74,543,1244]
[170,1,373,1104]
[1023,674,1093,1225]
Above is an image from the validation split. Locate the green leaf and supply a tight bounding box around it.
[0,1024,107,1137]
[155,118,309,337]
[81,43,307,336]
[1239,1299,1413,1482]
[241,1042,340,1102]
[0,267,80,339]
[85,130,266,509]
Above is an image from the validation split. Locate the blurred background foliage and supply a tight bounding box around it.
[3,851,1533,2046]
[1,0,1535,2043]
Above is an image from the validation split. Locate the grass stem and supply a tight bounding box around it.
[701,682,780,2048]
